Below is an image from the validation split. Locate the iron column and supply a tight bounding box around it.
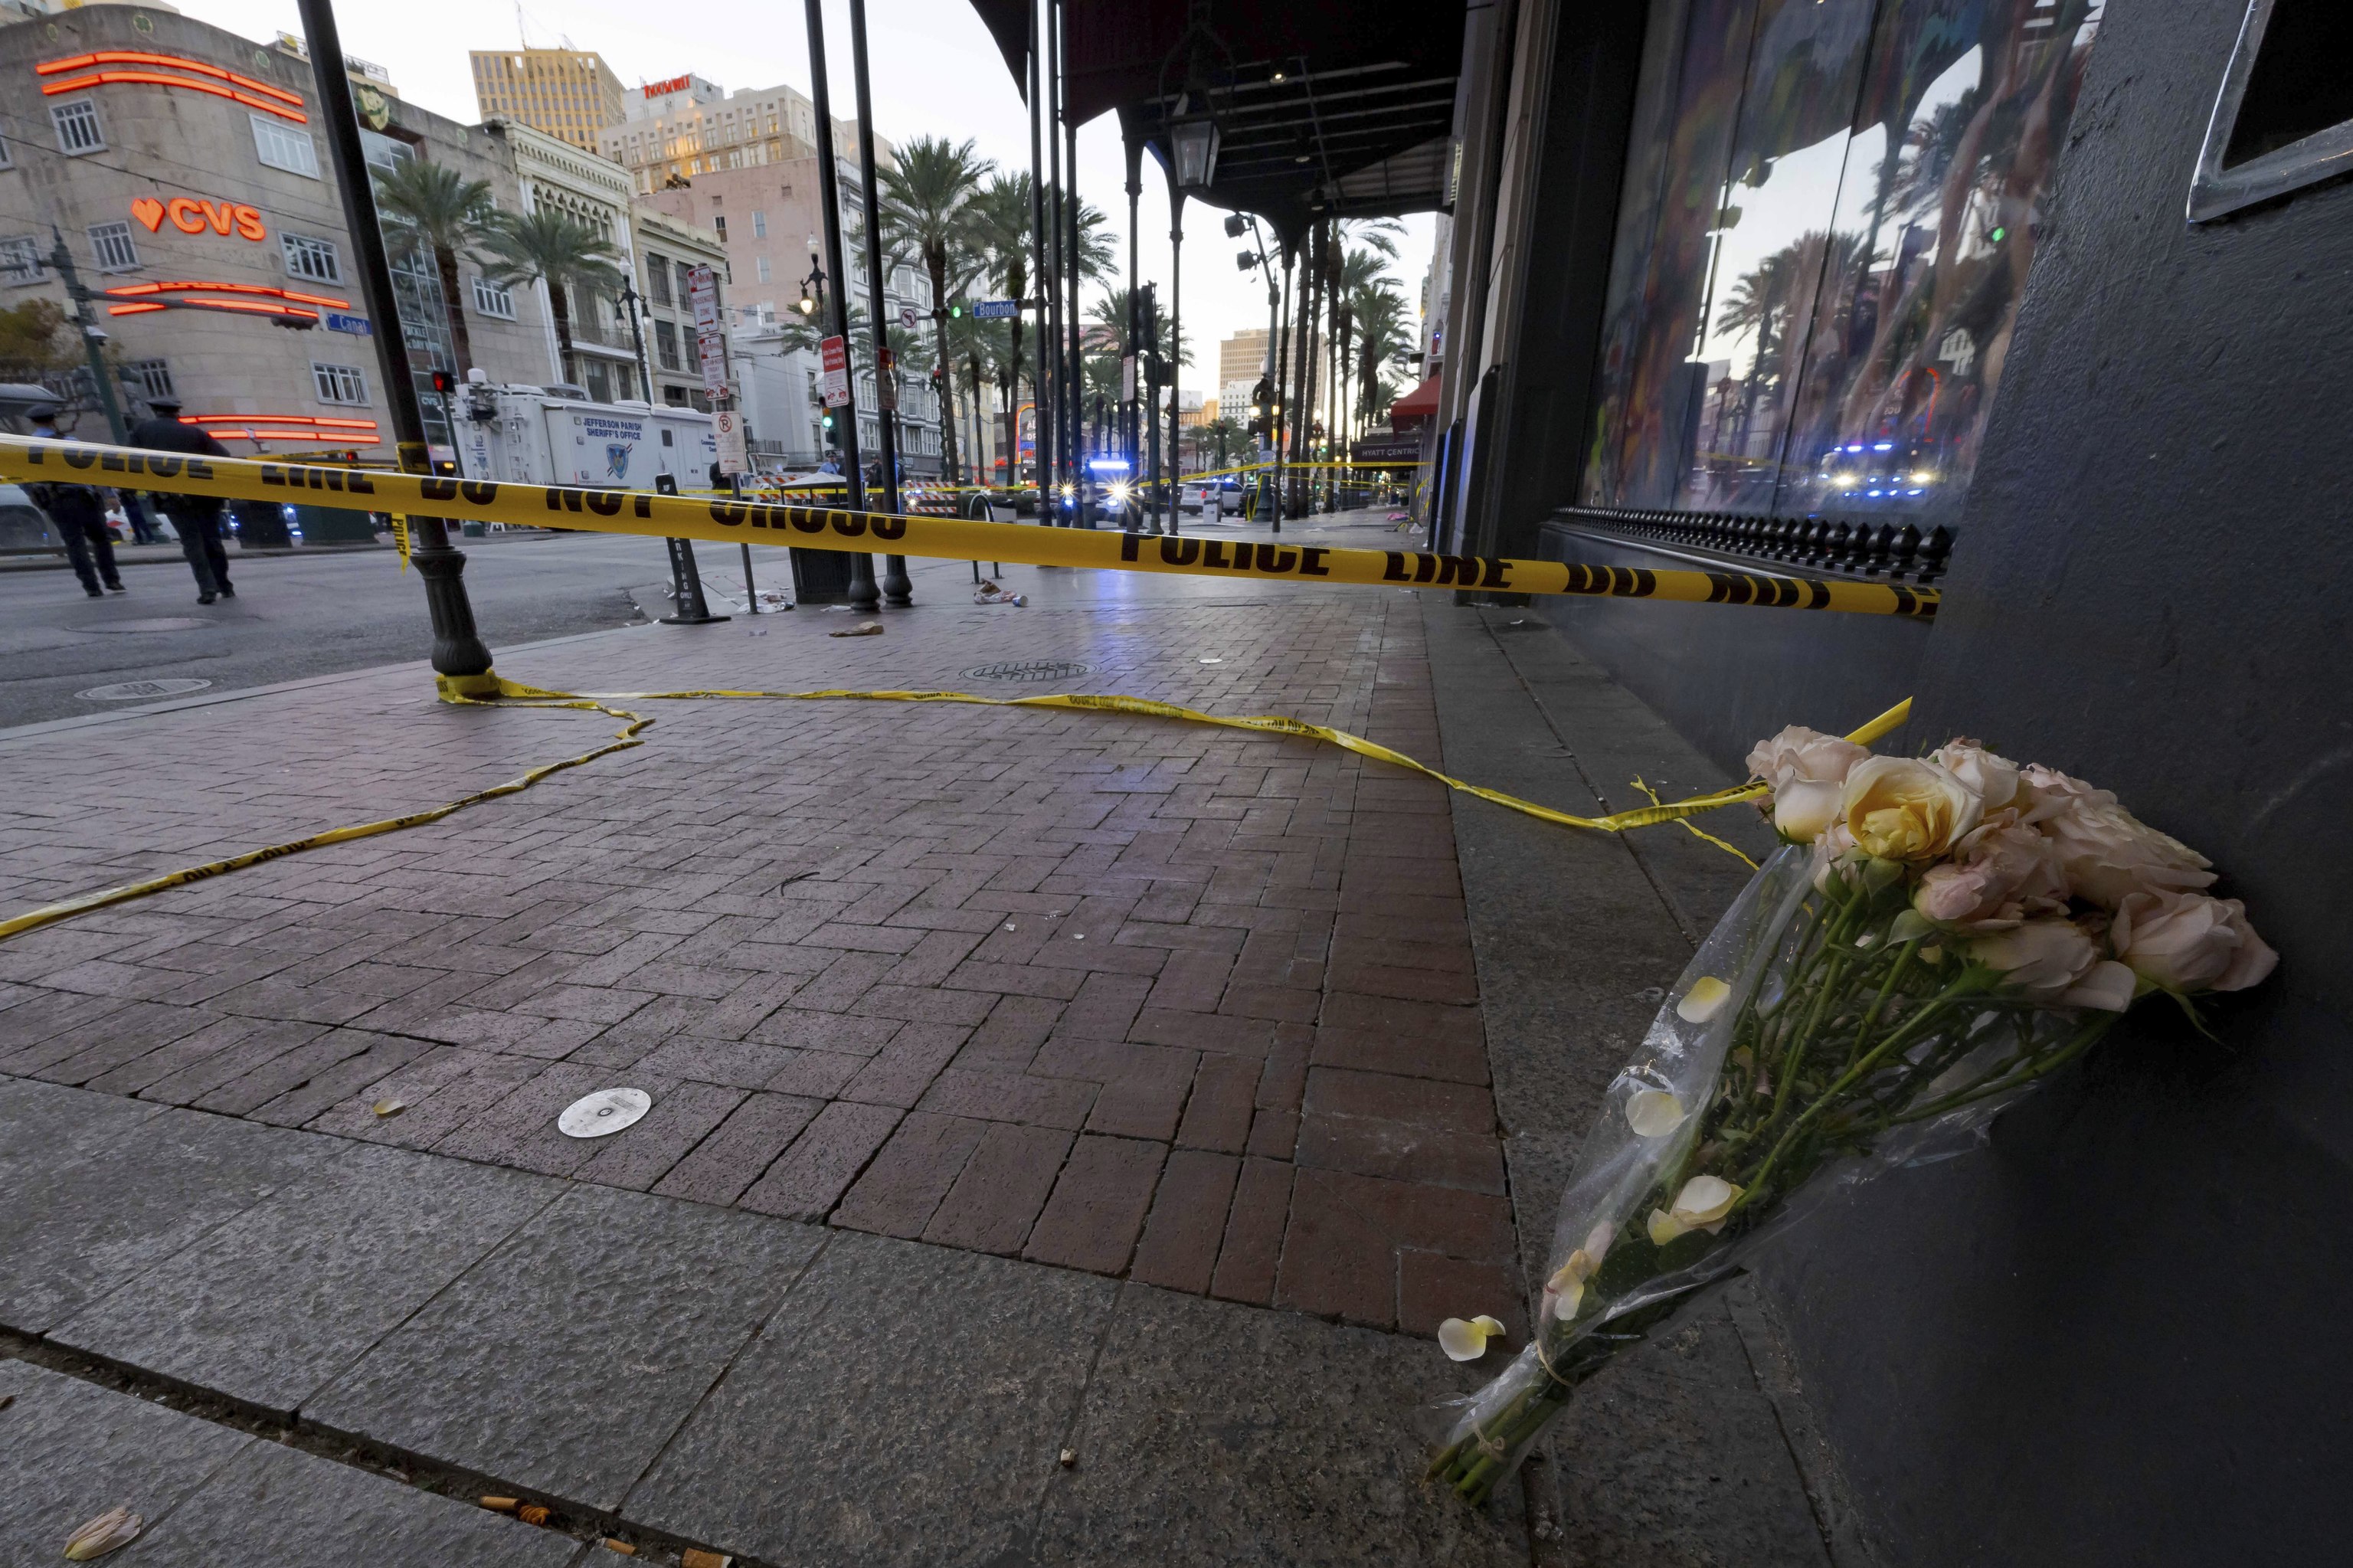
[848,0,911,605]
[294,0,489,677]
[803,0,881,612]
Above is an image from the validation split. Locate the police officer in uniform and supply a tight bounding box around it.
[128,396,237,604]
[24,401,125,598]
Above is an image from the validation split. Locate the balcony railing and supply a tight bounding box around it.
[1553,506,1953,585]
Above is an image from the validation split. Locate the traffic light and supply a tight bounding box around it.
[821,409,838,446]
[947,302,964,319]
[430,370,455,396]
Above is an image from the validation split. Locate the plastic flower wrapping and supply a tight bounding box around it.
[1425,729,2276,1504]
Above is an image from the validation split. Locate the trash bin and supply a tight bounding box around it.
[789,547,854,604]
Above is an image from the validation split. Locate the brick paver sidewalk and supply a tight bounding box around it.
[0,552,1519,1337]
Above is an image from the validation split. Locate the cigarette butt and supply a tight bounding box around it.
[479,1497,519,1513]
[516,1504,551,1526]
[602,1540,638,1557]
[1059,1446,1078,1468]
[680,1550,734,1568]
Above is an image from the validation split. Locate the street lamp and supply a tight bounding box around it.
[1170,109,1220,189]
[798,251,825,316]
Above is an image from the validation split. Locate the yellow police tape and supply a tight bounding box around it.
[0,679,1909,944]
[0,435,1936,617]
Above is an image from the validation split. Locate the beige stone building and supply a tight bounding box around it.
[0,5,560,459]
[468,47,623,154]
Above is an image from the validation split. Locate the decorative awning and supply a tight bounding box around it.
[1389,372,1442,428]
[963,0,1466,241]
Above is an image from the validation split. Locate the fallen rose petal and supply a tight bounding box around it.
[371,1098,407,1118]
[1625,1088,1686,1138]
[1676,977,1731,1023]
[1551,1279,1584,1321]
[1646,1207,1689,1246]
[1438,1317,1496,1360]
[64,1508,142,1560]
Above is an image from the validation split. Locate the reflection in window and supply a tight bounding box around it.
[1582,0,2105,526]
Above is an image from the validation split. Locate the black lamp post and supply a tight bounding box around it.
[803,0,881,613]
[295,0,489,676]
[848,0,911,606]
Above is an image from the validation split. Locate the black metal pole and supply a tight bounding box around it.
[1027,0,1050,515]
[295,0,489,676]
[1274,242,1292,531]
[1123,135,1141,488]
[1167,182,1184,537]
[804,0,880,612]
[848,0,911,606]
[1064,81,1086,528]
[47,231,129,443]
[1045,0,1068,525]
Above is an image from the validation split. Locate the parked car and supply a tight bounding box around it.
[1180,478,1247,518]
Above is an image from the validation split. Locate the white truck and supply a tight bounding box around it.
[451,377,719,493]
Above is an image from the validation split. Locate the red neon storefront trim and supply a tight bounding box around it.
[38,50,305,106]
[40,70,306,123]
[185,415,379,430]
[104,280,352,309]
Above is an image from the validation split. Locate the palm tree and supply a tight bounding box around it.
[479,208,624,390]
[964,172,1034,421]
[372,157,496,377]
[1201,413,1245,472]
[879,136,990,482]
[1350,281,1411,424]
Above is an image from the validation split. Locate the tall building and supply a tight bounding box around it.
[602,74,835,195]
[470,48,625,153]
[1219,327,1269,389]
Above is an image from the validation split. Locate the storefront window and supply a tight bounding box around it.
[1582,0,2105,526]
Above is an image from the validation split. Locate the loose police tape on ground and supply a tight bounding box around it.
[0,436,1937,617]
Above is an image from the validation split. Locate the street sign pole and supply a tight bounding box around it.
[294,0,489,677]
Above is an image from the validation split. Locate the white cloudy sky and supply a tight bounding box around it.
[176,0,1440,398]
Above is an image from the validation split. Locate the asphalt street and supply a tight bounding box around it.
[0,532,677,729]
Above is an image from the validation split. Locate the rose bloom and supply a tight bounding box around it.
[1748,726,1870,843]
[1913,817,2068,930]
[1930,739,2022,813]
[1838,755,1984,862]
[2111,890,2279,994]
[1968,918,2101,997]
[2017,765,2215,908]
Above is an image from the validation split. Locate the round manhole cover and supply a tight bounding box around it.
[77,678,214,702]
[959,660,1095,683]
[71,617,211,634]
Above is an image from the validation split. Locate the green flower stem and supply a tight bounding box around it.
[1890,1013,2115,1124]
[1734,971,1989,1206]
[1847,938,1923,1070]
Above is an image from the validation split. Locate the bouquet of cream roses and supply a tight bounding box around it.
[1425,728,2274,1504]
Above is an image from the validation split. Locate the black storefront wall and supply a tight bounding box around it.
[1497,0,2351,1558]
[1525,1,2353,1561]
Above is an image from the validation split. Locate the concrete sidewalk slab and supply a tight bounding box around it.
[0,1361,582,1568]
[0,1108,338,1335]
[51,1141,562,1416]
[303,1183,820,1514]
[627,1232,1113,1566]
[118,1439,585,1567]
[0,1360,250,1559]
[1033,1284,1527,1567]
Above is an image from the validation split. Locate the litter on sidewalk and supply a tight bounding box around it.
[828,622,885,637]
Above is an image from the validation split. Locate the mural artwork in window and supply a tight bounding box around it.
[1582,0,2105,528]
